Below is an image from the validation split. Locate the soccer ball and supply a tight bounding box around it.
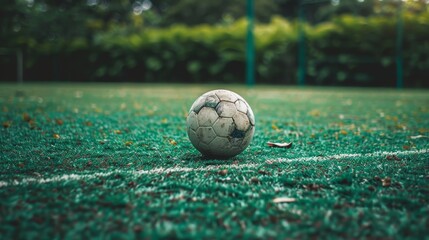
[186,89,255,158]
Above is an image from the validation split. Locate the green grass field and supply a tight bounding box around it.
[1,84,428,239]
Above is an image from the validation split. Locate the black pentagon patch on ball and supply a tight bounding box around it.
[230,128,246,139]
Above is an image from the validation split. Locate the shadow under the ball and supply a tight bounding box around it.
[180,153,242,164]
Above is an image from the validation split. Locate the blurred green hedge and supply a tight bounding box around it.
[24,13,429,87]
[306,12,429,87]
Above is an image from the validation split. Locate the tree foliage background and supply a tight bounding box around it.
[1,0,428,87]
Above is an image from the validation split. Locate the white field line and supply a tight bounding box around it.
[0,149,427,188]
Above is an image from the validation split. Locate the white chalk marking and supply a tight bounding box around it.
[275,149,428,163]
[0,149,427,188]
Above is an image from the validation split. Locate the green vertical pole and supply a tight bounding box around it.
[17,48,23,84]
[396,1,404,88]
[297,2,306,86]
[246,0,255,86]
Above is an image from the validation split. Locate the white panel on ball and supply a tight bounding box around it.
[197,107,219,127]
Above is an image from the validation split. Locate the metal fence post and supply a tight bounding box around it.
[17,49,23,84]
[297,1,306,86]
[246,0,255,86]
[396,1,404,89]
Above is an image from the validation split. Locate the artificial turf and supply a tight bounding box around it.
[0,84,428,239]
